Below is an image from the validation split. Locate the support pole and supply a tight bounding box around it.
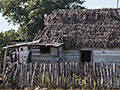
[117,0,119,8]
[2,48,8,78]
[16,48,19,65]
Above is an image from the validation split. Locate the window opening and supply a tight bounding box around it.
[21,48,23,51]
[40,46,50,54]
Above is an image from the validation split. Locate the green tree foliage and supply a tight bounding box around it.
[0,30,19,58]
[0,0,85,41]
[0,32,4,58]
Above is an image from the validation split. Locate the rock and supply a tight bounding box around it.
[24,87,30,90]
[35,87,41,90]
[35,87,47,90]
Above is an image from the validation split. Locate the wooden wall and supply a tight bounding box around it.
[63,48,120,63]
[30,46,59,63]
[93,49,120,63]
[19,46,28,64]
[64,50,80,62]
[30,46,120,63]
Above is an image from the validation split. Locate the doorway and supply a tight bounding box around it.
[81,51,91,62]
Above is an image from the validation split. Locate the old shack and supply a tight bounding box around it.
[3,8,120,65]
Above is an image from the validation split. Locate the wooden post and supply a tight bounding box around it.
[113,63,117,88]
[57,62,60,87]
[89,62,93,87]
[73,62,75,87]
[68,62,70,87]
[19,62,23,88]
[70,62,73,87]
[100,63,103,87]
[31,62,37,88]
[76,62,79,86]
[51,63,55,87]
[117,0,119,8]
[14,64,20,88]
[116,64,119,88]
[1,64,13,88]
[24,64,27,87]
[106,63,110,88]
[84,62,87,87]
[16,48,19,65]
[118,67,120,88]
[62,62,65,87]
[60,62,63,87]
[42,63,46,88]
[96,63,101,88]
[54,63,57,88]
[79,62,83,88]
[37,63,43,86]
[2,48,8,78]
[109,63,113,88]
[48,63,52,88]
[65,62,68,88]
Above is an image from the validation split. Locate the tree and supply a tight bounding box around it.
[0,0,85,41]
[0,30,19,58]
[0,32,4,58]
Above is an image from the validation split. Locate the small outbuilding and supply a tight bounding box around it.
[3,8,120,64]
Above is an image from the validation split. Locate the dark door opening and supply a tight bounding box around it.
[40,46,51,54]
[81,51,91,62]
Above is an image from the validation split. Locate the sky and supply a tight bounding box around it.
[0,0,119,32]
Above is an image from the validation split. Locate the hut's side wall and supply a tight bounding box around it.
[64,50,80,62]
[30,46,59,63]
[63,48,120,63]
[93,49,120,63]
[19,46,28,64]
[59,46,64,62]
[30,46,120,63]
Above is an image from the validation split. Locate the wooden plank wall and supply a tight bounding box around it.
[19,46,28,64]
[30,46,59,63]
[64,50,79,62]
[58,46,64,62]
[51,47,58,57]
[30,46,120,63]
[93,49,120,63]
[64,49,120,63]
[2,62,120,89]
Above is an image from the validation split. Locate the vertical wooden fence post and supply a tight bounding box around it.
[42,63,46,88]
[113,63,117,88]
[65,62,68,88]
[106,63,110,88]
[37,63,43,86]
[31,62,37,88]
[48,63,52,88]
[2,48,8,78]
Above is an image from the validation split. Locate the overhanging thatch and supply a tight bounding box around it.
[34,8,120,49]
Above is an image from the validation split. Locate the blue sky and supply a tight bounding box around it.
[0,0,119,32]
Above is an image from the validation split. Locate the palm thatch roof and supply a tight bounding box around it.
[34,8,120,49]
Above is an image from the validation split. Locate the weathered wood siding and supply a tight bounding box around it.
[51,47,58,57]
[58,46,64,62]
[30,46,59,63]
[93,49,120,63]
[64,50,80,62]
[30,46,120,63]
[19,46,28,64]
[64,49,120,63]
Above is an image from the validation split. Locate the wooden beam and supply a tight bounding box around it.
[117,0,119,8]
[2,48,8,78]
[16,48,19,65]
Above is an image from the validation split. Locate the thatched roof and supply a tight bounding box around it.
[34,8,120,49]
